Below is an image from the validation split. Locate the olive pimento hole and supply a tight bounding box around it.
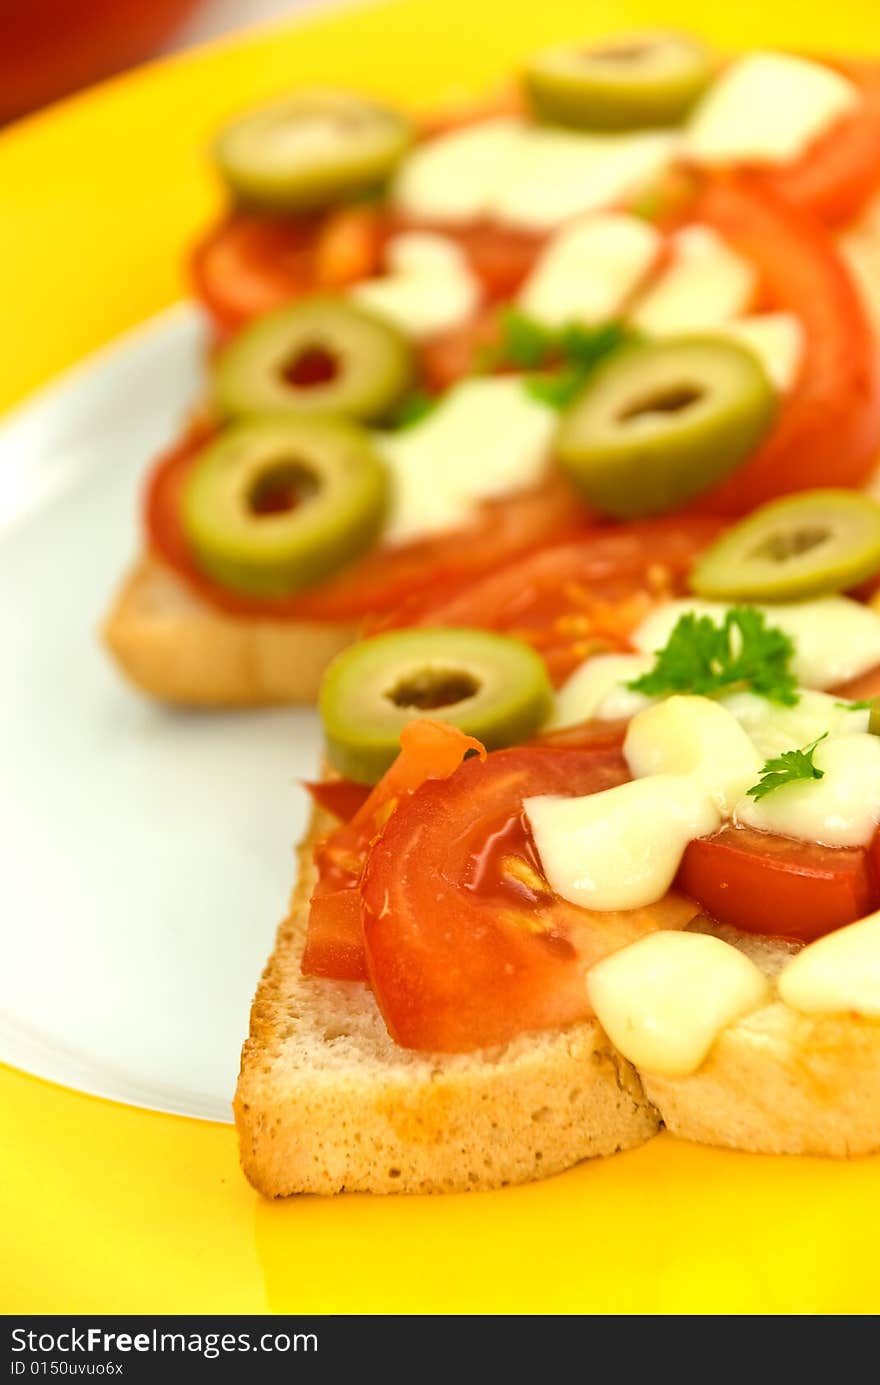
[283,344,339,388]
[385,668,481,711]
[248,462,319,517]
[751,526,830,563]
[618,383,704,422]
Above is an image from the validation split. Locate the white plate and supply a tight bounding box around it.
[0,305,321,1123]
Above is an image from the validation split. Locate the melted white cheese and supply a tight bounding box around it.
[709,312,804,393]
[524,775,719,912]
[633,596,880,690]
[630,224,755,335]
[518,214,660,328]
[374,376,554,546]
[685,52,859,165]
[720,689,870,761]
[624,695,762,816]
[779,911,880,1017]
[495,127,679,231]
[549,653,655,730]
[350,232,479,338]
[587,931,770,1076]
[393,118,678,230]
[392,117,524,222]
[735,732,880,848]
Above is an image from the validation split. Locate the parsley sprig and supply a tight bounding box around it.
[387,388,438,430]
[482,310,636,410]
[746,733,827,802]
[628,607,800,706]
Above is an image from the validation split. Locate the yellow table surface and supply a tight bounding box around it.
[4,0,880,1315]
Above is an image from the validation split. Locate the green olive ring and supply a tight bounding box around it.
[319,627,555,783]
[691,490,880,601]
[555,335,778,520]
[180,416,388,598]
[524,30,714,130]
[215,88,415,212]
[214,297,416,424]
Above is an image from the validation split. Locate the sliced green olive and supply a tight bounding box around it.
[691,490,880,601]
[524,30,713,130]
[181,416,387,598]
[319,627,554,783]
[555,336,777,520]
[214,297,415,424]
[215,89,414,212]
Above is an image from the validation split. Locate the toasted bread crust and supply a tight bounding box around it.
[234,808,660,1196]
[642,1002,880,1157]
[237,816,880,1192]
[102,557,356,706]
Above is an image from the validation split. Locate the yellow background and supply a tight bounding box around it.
[3,0,880,1314]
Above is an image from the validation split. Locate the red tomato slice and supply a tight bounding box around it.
[689,175,880,514]
[145,430,589,622]
[831,663,880,703]
[760,61,880,227]
[531,718,629,751]
[190,215,324,336]
[302,721,485,981]
[677,825,875,944]
[361,745,698,1052]
[305,778,372,823]
[394,516,724,685]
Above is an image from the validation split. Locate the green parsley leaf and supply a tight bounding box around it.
[835,698,875,711]
[559,320,632,370]
[628,607,800,706]
[746,733,828,802]
[479,311,636,408]
[494,309,557,369]
[525,366,587,410]
[388,389,437,430]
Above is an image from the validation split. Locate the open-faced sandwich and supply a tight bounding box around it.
[236,493,880,1193]
[103,31,880,706]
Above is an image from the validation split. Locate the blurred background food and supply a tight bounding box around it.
[0,0,305,123]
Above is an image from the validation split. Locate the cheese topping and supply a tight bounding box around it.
[630,224,755,335]
[392,117,524,222]
[684,52,859,165]
[518,214,660,328]
[524,775,719,912]
[587,930,770,1077]
[719,689,870,761]
[549,652,655,729]
[707,312,804,393]
[374,376,554,546]
[393,118,679,229]
[624,695,763,816]
[350,232,479,339]
[633,596,880,690]
[778,911,880,1017]
[735,732,880,848]
[495,127,679,231]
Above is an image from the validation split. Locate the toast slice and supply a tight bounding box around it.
[102,557,356,706]
[234,806,660,1196]
[236,812,880,1193]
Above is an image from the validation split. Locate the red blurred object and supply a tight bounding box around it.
[0,0,200,123]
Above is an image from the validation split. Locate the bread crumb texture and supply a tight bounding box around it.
[103,558,355,705]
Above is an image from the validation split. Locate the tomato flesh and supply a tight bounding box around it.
[306,778,372,823]
[302,722,484,980]
[761,62,880,227]
[360,746,697,1052]
[689,175,880,514]
[678,825,875,944]
[145,427,589,621]
[395,516,724,684]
